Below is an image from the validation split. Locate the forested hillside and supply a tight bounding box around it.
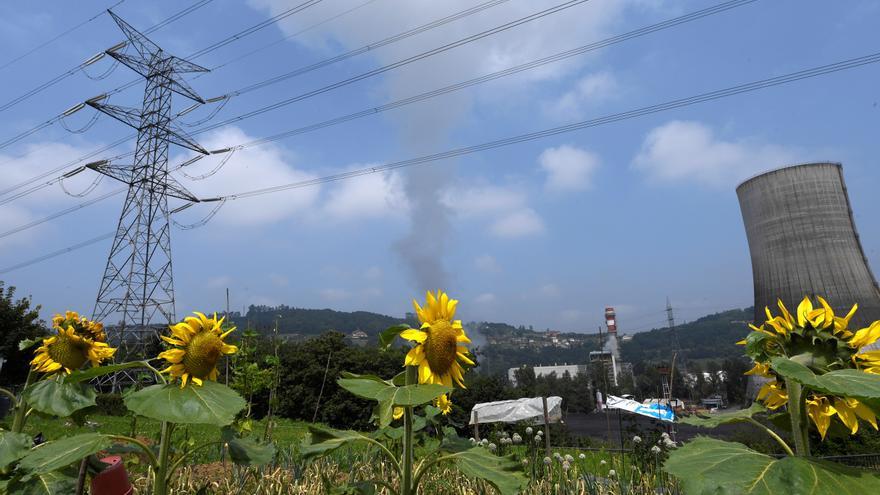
[620,307,753,364]
[231,304,410,338]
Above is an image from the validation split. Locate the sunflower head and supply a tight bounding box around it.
[31,312,115,374]
[742,296,880,440]
[158,312,237,388]
[401,290,474,390]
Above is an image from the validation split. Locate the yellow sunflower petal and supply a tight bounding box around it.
[797,296,813,327]
[400,329,427,343]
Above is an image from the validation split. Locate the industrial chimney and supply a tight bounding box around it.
[736,162,880,337]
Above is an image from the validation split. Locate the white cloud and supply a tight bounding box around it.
[444,183,544,238]
[490,208,545,238]
[268,273,289,287]
[319,288,349,302]
[176,127,320,225]
[539,145,601,192]
[321,168,408,221]
[545,71,619,120]
[205,275,232,289]
[475,292,496,304]
[539,283,560,297]
[364,266,383,280]
[474,254,501,273]
[632,120,801,187]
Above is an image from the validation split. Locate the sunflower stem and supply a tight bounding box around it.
[745,418,794,457]
[154,421,174,495]
[11,370,35,433]
[785,378,811,457]
[401,365,417,495]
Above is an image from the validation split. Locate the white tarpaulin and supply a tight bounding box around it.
[469,396,562,425]
[606,395,675,422]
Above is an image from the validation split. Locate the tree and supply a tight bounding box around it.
[0,283,47,386]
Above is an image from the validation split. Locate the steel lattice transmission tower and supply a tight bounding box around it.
[87,11,209,386]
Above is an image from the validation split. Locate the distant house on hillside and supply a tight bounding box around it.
[350,330,369,347]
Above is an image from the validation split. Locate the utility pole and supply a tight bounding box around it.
[88,11,211,390]
[666,297,688,398]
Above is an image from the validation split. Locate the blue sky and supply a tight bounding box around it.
[0,0,878,333]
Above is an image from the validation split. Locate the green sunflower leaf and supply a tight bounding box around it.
[677,402,765,428]
[771,357,880,402]
[0,432,32,471]
[124,381,246,426]
[226,436,275,466]
[5,470,77,495]
[664,436,880,494]
[21,379,96,417]
[377,384,451,407]
[442,447,526,495]
[300,425,380,460]
[379,324,411,350]
[18,433,109,481]
[64,361,150,384]
[338,373,392,401]
[17,338,41,352]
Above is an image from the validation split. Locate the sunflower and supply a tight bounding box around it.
[158,312,237,388]
[401,290,474,414]
[31,312,115,374]
[741,296,880,439]
[434,393,452,415]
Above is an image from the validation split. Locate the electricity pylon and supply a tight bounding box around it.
[87,10,209,389]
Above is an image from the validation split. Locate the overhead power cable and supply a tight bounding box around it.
[0,0,126,72]
[0,232,114,275]
[0,0,327,157]
[0,0,759,215]
[207,0,385,73]
[227,0,511,96]
[0,0,215,115]
[0,189,124,240]
[192,0,591,134]
[4,52,877,273]
[234,0,758,149]
[210,51,880,201]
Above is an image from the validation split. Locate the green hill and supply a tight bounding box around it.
[620,307,753,364]
[231,305,410,338]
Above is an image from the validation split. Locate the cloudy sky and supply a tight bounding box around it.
[0,0,878,333]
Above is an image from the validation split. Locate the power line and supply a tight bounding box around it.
[0,232,114,275]
[192,0,591,135]
[207,0,385,73]
[233,0,758,148]
[0,0,563,192]
[0,0,215,115]
[0,0,126,71]
[211,51,880,201]
[3,52,877,274]
[0,0,329,161]
[227,0,512,96]
[0,189,124,239]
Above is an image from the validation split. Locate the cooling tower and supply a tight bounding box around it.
[737,162,880,332]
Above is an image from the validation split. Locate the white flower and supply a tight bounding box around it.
[661,432,670,440]
[481,439,489,446]
[564,454,574,463]
[599,460,607,466]
[469,437,475,443]
[651,446,662,455]
[562,461,571,471]
[608,469,616,477]
[512,433,522,444]
[522,459,529,466]
[553,452,562,460]
[632,436,642,444]
[543,456,552,465]
[535,436,542,443]
[664,439,677,449]
[488,443,497,452]
[578,453,586,460]
[525,427,533,435]
[537,429,544,436]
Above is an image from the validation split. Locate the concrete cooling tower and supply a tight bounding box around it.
[737,162,880,332]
